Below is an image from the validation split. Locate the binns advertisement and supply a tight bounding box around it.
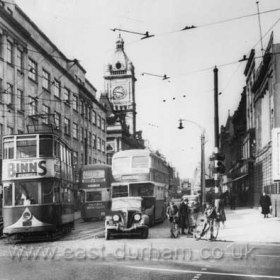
[2,159,61,180]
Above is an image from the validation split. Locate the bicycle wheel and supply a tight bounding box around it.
[212,220,220,240]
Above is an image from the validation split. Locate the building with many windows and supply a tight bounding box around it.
[0,1,107,202]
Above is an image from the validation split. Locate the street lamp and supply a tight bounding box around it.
[178,119,206,209]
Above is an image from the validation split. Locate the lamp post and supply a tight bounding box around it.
[178,119,206,209]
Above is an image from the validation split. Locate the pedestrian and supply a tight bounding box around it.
[179,197,189,235]
[166,202,179,238]
[196,201,217,241]
[259,192,272,218]
[216,193,226,227]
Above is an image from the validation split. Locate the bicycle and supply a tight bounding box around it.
[194,213,220,241]
[169,216,180,238]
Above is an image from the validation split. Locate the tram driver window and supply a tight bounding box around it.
[3,184,12,206]
[15,182,39,205]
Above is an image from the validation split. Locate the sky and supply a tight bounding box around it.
[15,0,280,179]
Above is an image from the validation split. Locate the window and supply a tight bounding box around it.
[73,95,78,111]
[101,140,105,153]
[88,132,92,147]
[0,78,2,102]
[86,191,102,202]
[29,96,37,115]
[73,122,78,139]
[7,40,13,64]
[42,104,50,124]
[63,87,70,104]
[16,138,36,158]
[42,69,50,90]
[73,151,78,165]
[28,58,37,81]
[112,185,128,198]
[15,182,39,205]
[92,110,96,124]
[7,126,13,135]
[97,137,101,150]
[3,140,14,159]
[17,89,24,111]
[64,117,70,135]
[54,79,61,98]
[80,127,84,142]
[3,184,12,206]
[97,115,101,128]
[16,48,23,71]
[101,118,106,131]
[92,134,96,148]
[54,112,61,129]
[39,135,53,157]
[6,83,13,106]
[85,105,88,119]
[80,100,84,115]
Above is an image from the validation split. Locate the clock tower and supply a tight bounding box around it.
[104,35,136,136]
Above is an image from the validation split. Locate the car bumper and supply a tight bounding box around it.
[106,224,148,236]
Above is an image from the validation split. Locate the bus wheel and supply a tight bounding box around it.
[141,228,149,239]
[105,230,111,240]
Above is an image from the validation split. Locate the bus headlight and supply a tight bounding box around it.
[134,214,141,222]
[112,215,120,222]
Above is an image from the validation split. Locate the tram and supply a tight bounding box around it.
[2,132,75,241]
[80,164,112,221]
[111,149,170,225]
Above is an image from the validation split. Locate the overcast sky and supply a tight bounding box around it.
[15,0,280,179]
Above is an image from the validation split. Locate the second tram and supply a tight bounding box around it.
[2,132,75,241]
[79,164,113,221]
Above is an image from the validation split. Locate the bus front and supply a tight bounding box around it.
[80,165,111,221]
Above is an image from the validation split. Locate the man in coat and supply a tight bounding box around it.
[179,197,189,235]
[259,192,271,218]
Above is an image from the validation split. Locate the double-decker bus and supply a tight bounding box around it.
[111,149,170,225]
[2,132,75,241]
[79,164,113,221]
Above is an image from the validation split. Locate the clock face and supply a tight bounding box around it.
[113,86,126,100]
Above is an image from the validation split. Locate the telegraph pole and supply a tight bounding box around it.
[214,66,219,149]
[201,133,206,209]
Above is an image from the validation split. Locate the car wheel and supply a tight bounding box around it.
[141,228,149,239]
[105,230,111,240]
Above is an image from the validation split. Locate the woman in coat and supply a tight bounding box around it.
[259,192,271,218]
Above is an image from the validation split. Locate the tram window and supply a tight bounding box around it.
[16,139,36,158]
[86,191,101,202]
[39,135,53,157]
[3,184,12,206]
[3,141,14,159]
[42,181,53,204]
[132,156,149,168]
[112,185,128,198]
[54,140,60,157]
[15,182,40,205]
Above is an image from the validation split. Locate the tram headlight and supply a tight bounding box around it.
[134,214,141,222]
[22,210,32,222]
[112,215,120,222]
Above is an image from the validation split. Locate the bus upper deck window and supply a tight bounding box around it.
[39,135,53,157]
[3,140,14,159]
[16,139,36,158]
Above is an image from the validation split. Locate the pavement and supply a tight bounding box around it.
[218,207,280,243]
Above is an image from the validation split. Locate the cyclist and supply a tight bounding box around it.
[166,202,179,238]
[196,201,217,241]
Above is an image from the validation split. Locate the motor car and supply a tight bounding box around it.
[104,197,149,240]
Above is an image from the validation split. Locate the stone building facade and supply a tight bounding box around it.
[0,2,107,181]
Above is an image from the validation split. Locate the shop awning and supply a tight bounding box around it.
[223,174,248,184]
